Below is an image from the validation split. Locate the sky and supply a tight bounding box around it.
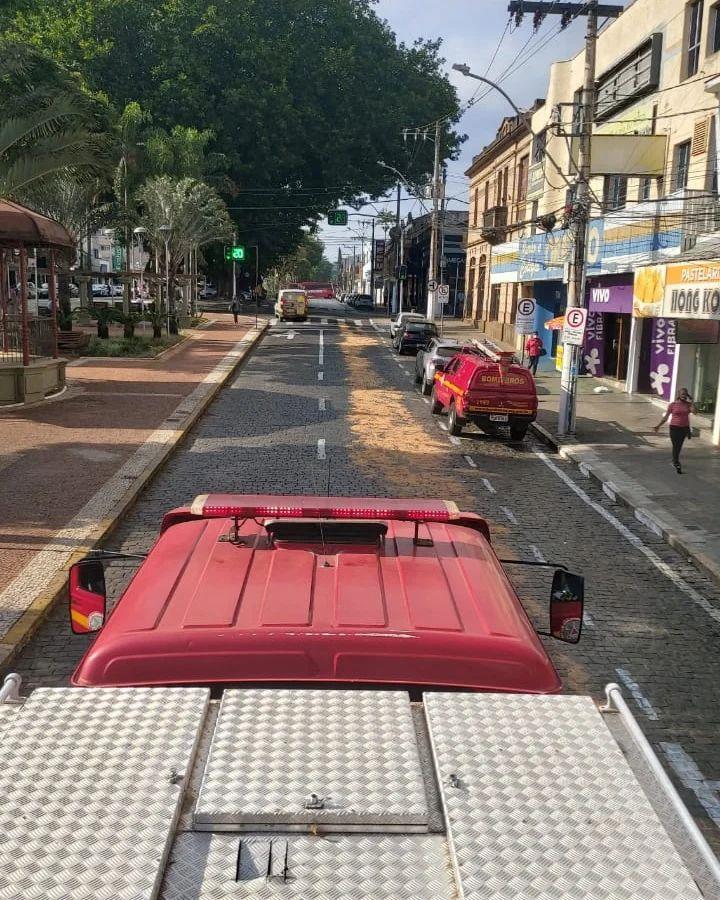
[319,0,593,261]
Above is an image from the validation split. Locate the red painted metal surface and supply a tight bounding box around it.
[434,353,538,419]
[72,497,560,694]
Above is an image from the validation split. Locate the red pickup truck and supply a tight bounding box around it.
[431,344,538,440]
[69,494,581,691]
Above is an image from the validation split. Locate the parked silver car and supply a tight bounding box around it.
[414,337,462,395]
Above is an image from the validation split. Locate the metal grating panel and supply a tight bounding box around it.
[424,692,703,900]
[160,833,456,899]
[0,702,20,737]
[0,687,208,900]
[194,689,428,830]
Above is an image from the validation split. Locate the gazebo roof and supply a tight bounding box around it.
[0,200,74,250]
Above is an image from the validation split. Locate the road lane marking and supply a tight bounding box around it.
[437,421,448,431]
[482,478,496,494]
[422,397,430,405]
[318,329,324,365]
[321,317,328,325]
[318,371,324,381]
[448,435,461,446]
[530,544,546,563]
[464,455,477,468]
[533,449,720,627]
[615,668,659,720]
[660,743,720,828]
[583,611,597,630]
[317,439,326,460]
[319,398,326,412]
[500,505,518,525]
[354,319,362,326]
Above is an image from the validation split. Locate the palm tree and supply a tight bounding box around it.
[19,176,112,329]
[0,39,108,200]
[136,176,233,332]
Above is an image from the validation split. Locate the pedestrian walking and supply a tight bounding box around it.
[229,295,242,325]
[525,331,544,375]
[653,387,695,474]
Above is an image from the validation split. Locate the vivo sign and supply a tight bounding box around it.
[587,280,633,314]
[591,288,611,304]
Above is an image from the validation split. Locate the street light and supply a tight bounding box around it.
[158,224,171,335]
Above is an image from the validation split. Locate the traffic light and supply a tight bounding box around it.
[224,245,245,261]
[327,210,348,226]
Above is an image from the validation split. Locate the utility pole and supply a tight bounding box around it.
[394,182,401,315]
[426,119,442,322]
[370,218,376,303]
[232,230,237,302]
[507,0,622,434]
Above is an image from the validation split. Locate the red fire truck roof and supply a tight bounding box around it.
[72,495,561,693]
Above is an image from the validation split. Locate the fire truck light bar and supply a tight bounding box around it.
[190,494,460,522]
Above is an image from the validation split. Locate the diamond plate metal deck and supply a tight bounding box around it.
[0,702,20,738]
[160,833,457,899]
[424,692,703,900]
[194,689,428,831]
[0,687,208,900]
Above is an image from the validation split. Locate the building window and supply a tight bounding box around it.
[489,285,501,321]
[484,181,490,210]
[473,188,479,228]
[510,283,520,322]
[603,175,628,210]
[531,130,546,164]
[517,155,529,203]
[638,176,652,201]
[686,0,703,77]
[674,140,692,189]
[93,248,100,259]
[477,257,487,319]
[710,3,720,53]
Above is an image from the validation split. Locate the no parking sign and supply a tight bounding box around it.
[562,307,588,346]
[515,297,536,334]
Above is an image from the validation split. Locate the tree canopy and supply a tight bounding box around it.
[7,0,463,269]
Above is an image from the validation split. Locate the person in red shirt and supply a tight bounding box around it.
[525,332,544,375]
[653,387,696,474]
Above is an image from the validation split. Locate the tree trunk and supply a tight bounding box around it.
[124,321,135,338]
[57,253,73,331]
[98,321,109,339]
[153,323,162,339]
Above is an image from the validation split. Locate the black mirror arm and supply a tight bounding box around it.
[497,559,568,571]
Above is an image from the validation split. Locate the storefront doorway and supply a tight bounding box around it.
[604,312,630,381]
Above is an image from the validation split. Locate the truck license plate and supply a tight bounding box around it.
[489,414,508,422]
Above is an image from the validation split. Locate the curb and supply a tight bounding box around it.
[529,421,720,587]
[0,321,269,671]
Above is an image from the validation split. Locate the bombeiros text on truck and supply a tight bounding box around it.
[1,493,718,898]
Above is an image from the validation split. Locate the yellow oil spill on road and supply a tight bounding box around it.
[338,329,479,512]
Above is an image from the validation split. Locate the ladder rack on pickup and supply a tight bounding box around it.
[469,336,517,366]
[0,677,717,900]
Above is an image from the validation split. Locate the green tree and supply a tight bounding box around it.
[136,175,233,333]
[0,37,109,199]
[7,0,462,268]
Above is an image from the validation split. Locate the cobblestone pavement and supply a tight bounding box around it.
[6,299,720,849]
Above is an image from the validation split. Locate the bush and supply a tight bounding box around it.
[82,335,183,357]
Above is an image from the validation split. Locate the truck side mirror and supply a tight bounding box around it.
[549,569,584,643]
[69,559,107,634]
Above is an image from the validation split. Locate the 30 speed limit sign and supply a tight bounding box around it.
[514,296,536,334]
[562,307,588,346]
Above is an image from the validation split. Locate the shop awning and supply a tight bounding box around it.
[545,315,565,331]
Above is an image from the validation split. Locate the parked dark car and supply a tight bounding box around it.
[393,320,439,354]
[353,293,374,311]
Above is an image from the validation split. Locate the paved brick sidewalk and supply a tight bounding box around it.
[0,313,264,652]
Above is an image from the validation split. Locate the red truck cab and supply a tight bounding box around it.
[431,342,538,440]
[70,495,582,692]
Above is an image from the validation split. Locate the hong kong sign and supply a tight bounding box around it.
[661,262,720,320]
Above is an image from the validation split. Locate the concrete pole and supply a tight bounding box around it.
[0,251,8,354]
[19,248,29,366]
[426,120,442,322]
[557,5,597,435]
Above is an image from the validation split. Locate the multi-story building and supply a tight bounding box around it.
[399,210,468,316]
[472,0,720,444]
[464,103,543,343]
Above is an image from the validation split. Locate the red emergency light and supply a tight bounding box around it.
[190,494,460,522]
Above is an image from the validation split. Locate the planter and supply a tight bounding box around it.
[0,358,67,405]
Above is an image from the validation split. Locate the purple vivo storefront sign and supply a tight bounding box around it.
[582,311,604,376]
[587,277,634,314]
[649,317,676,400]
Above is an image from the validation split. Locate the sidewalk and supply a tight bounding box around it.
[0,313,267,664]
[439,319,720,583]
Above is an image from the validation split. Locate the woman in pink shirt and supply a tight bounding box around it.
[653,387,696,474]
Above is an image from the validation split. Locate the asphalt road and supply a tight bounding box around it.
[7,298,720,848]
